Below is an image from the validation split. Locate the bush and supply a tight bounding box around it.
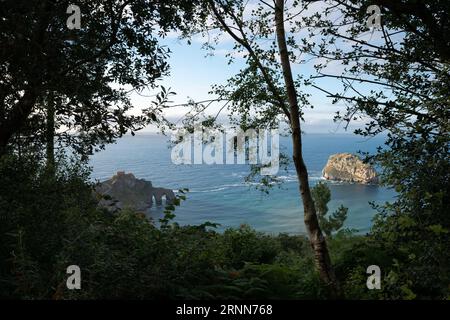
[3,153,447,300]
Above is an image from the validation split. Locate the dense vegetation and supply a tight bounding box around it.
[0,0,449,300]
[0,155,447,299]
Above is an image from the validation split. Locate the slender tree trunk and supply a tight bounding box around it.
[46,92,55,171]
[274,0,340,298]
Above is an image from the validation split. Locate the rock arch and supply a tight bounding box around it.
[96,172,176,212]
[150,187,175,207]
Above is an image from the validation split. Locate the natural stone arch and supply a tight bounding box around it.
[150,187,175,207]
[95,172,176,212]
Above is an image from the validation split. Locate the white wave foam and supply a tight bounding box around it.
[187,175,325,193]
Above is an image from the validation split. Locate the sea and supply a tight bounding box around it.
[89,133,395,235]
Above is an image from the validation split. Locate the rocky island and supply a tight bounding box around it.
[322,153,378,184]
[95,171,175,212]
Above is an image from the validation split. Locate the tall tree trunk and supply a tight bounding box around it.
[274,0,340,297]
[46,93,55,171]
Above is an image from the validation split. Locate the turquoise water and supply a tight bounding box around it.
[90,133,395,235]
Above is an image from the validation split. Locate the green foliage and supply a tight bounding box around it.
[2,0,449,301]
[220,225,282,269]
[0,154,323,299]
[311,182,349,237]
[2,152,448,299]
[0,0,206,156]
[298,0,450,299]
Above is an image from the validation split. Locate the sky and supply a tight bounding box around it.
[129,1,383,134]
[131,37,360,134]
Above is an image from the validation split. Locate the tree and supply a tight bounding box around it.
[182,0,340,296]
[311,182,348,238]
[296,0,449,298]
[0,0,205,158]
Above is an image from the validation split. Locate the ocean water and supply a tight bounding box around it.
[90,133,395,235]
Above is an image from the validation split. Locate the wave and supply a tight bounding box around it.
[187,175,325,193]
[189,183,247,193]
